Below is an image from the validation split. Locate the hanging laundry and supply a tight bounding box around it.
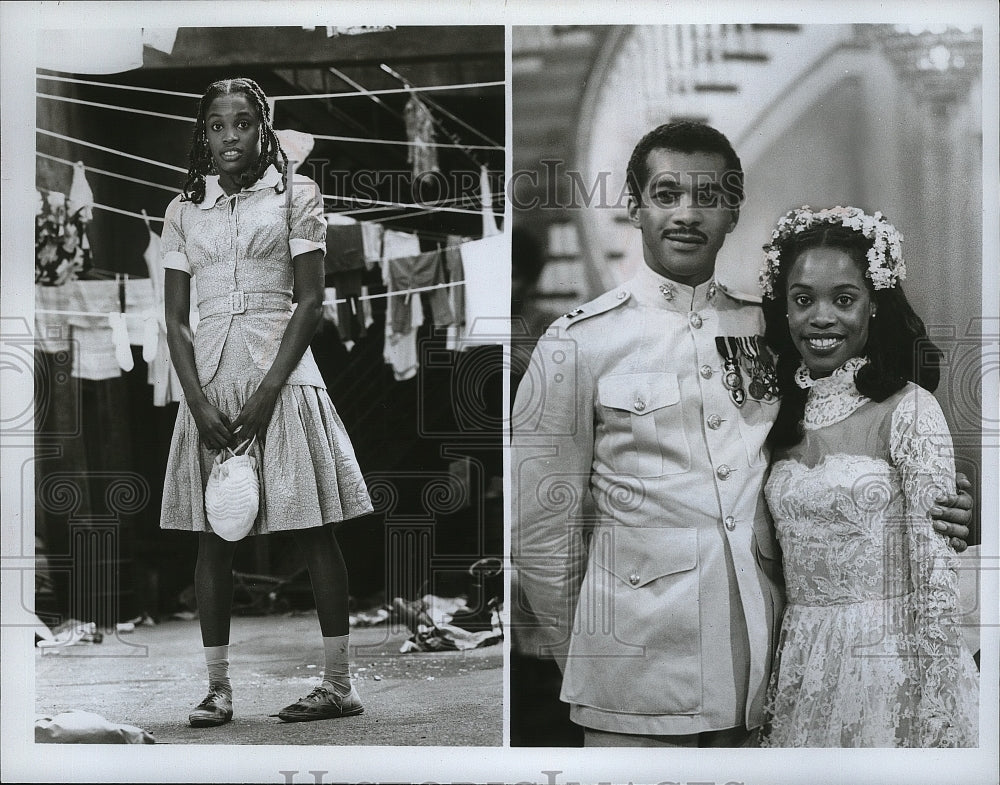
[67,161,94,222]
[458,233,509,348]
[324,214,365,275]
[140,221,186,406]
[387,250,454,335]
[34,283,73,353]
[380,229,422,285]
[66,280,121,380]
[331,268,367,345]
[384,286,424,382]
[479,165,500,238]
[404,94,439,179]
[107,312,134,372]
[35,189,92,286]
[445,234,467,335]
[274,129,315,174]
[360,221,385,269]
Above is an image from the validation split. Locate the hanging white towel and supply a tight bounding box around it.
[458,234,509,348]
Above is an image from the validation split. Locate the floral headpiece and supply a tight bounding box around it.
[759,205,906,300]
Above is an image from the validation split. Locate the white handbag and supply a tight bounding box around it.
[204,437,259,541]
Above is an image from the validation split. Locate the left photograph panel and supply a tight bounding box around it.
[31,24,506,746]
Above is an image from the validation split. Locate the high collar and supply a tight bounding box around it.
[801,356,872,430]
[198,164,282,209]
[630,262,719,313]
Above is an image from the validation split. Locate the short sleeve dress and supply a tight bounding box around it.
[159,165,373,535]
[761,361,978,747]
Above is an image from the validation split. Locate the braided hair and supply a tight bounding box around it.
[181,78,289,204]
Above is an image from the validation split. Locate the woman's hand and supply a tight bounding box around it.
[930,472,974,553]
[231,381,280,447]
[190,399,235,451]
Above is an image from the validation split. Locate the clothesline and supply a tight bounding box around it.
[36,153,503,216]
[34,280,467,319]
[36,73,505,101]
[324,193,497,216]
[37,93,193,123]
[36,94,506,154]
[37,128,188,173]
[36,130,504,217]
[37,151,181,193]
[309,132,502,152]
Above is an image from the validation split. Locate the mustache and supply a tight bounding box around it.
[661,228,708,242]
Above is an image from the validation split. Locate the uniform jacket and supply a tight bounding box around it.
[511,263,786,735]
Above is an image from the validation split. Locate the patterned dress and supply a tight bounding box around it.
[762,364,978,747]
[159,165,373,535]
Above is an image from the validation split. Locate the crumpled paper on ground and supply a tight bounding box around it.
[35,710,155,744]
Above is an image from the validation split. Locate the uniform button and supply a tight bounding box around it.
[616,290,627,300]
[700,365,713,379]
[689,312,703,329]
[707,414,723,430]
[724,516,736,531]
[716,464,732,480]
[633,399,646,412]
[628,574,640,586]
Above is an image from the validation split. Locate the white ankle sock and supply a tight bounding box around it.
[205,644,232,695]
[320,635,352,696]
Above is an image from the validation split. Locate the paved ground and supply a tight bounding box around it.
[34,612,502,746]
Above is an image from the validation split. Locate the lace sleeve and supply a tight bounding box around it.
[889,386,977,746]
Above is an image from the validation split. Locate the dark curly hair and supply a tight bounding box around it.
[626,121,744,209]
[762,222,941,450]
[181,78,288,204]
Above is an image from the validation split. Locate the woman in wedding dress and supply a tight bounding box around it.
[757,206,979,747]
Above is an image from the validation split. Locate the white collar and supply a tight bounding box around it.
[197,164,283,209]
[800,357,872,430]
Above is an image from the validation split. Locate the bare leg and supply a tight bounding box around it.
[291,523,350,637]
[194,531,239,646]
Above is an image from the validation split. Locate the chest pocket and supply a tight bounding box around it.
[598,372,691,478]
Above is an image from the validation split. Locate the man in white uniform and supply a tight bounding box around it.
[511,122,972,747]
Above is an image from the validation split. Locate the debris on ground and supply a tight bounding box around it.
[35,710,155,744]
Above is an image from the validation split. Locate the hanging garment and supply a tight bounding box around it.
[35,189,92,286]
[324,214,365,275]
[66,280,121,380]
[479,165,500,238]
[404,95,439,179]
[331,268,367,345]
[387,250,454,335]
[140,222,185,406]
[458,234,509,348]
[361,221,384,269]
[107,312,133,372]
[35,283,73,353]
[445,234,466,323]
[380,229,422,284]
[383,281,424,382]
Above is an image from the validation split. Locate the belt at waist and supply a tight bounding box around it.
[199,290,292,318]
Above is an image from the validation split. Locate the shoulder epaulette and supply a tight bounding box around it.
[557,286,631,328]
[716,280,762,305]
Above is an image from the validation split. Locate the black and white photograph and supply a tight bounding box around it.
[1,2,998,784]
[508,13,997,766]
[7,9,506,762]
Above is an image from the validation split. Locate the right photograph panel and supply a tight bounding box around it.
[509,23,985,749]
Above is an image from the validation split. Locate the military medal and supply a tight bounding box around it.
[716,337,747,407]
[737,336,768,400]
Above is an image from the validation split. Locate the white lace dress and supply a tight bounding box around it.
[762,365,979,747]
